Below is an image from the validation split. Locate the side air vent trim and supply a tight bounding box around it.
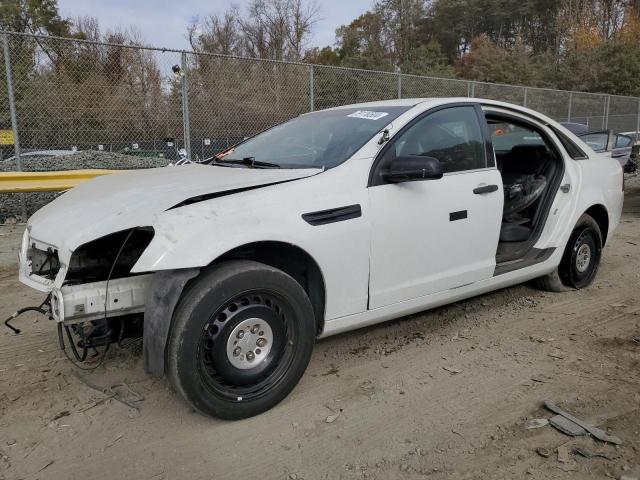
[302,204,362,226]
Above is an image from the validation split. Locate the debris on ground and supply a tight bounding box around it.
[557,444,571,463]
[72,371,144,410]
[571,446,613,460]
[325,409,343,423]
[51,410,70,421]
[442,366,462,374]
[544,401,622,444]
[536,447,552,458]
[550,414,588,436]
[526,418,549,429]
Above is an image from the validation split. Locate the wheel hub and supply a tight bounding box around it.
[576,243,591,272]
[226,318,273,370]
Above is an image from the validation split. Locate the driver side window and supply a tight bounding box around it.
[384,106,486,174]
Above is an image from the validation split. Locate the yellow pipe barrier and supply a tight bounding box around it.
[0,169,120,193]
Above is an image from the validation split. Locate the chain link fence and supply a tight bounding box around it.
[2,29,640,173]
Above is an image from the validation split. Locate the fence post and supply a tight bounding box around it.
[470,81,476,98]
[523,87,528,107]
[180,51,191,159]
[397,69,402,99]
[636,98,640,135]
[2,33,27,221]
[604,95,610,130]
[309,65,314,112]
[567,92,573,122]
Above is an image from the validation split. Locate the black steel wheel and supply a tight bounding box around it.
[536,214,603,292]
[559,214,602,289]
[167,260,315,420]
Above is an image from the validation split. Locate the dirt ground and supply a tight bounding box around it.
[1,177,639,480]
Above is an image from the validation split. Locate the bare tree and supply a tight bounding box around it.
[188,8,242,55]
[286,0,321,59]
[189,0,319,61]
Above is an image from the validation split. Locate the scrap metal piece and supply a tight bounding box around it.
[549,415,587,436]
[543,401,622,445]
[571,446,613,460]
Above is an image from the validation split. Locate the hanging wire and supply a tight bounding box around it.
[59,229,135,371]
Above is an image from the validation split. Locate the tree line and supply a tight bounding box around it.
[1,0,639,153]
[194,0,640,96]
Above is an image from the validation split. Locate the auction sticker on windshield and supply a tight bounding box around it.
[347,110,389,121]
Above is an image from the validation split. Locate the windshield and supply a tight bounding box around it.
[217,106,411,169]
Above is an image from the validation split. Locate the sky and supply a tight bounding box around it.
[57,0,372,50]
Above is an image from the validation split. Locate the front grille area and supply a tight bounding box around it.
[27,245,61,280]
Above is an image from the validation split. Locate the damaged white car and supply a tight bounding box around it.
[14,98,624,419]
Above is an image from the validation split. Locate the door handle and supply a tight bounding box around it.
[473,184,499,194]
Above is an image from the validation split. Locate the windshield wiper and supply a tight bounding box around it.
[215,157,281,169]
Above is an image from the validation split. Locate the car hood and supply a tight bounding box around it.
[28,164,321,254]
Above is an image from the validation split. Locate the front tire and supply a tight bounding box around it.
[167,260,315,420]
[535,214,602,291]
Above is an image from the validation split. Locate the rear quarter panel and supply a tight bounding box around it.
[534,128,623,254]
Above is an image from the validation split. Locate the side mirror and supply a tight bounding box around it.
[383,155,443,183]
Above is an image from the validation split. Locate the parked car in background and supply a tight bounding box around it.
[18,99,624,419]
[560,122,636,171]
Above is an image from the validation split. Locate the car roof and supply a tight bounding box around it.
[323,97,551,116]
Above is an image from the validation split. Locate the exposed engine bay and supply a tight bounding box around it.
[6,228,156,367]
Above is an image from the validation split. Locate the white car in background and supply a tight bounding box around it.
[17,98,624,419]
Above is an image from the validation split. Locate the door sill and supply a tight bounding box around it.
[493,247,555,276]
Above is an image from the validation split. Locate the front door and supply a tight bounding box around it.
[368,105,503,309]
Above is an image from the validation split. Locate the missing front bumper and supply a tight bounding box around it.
[51,274,153,324]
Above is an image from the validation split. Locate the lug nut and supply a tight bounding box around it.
[233,347,241,357]
[256,338,267,347]
[246,351,255,362]
[236,330,244,339]
[251,325,260,334]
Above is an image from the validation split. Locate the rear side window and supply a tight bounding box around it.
[490,123,545,151]
[389,106,486,173]
[615,135,632,148]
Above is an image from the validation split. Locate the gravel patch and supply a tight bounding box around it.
[1,150,171,221]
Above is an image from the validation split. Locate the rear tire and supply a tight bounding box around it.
[535,214,602,292]
[167,260,315,419]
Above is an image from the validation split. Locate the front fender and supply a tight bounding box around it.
[131,174,371,321]
[132,205,326,272]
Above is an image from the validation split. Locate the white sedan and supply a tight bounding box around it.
[18,98,624,419]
